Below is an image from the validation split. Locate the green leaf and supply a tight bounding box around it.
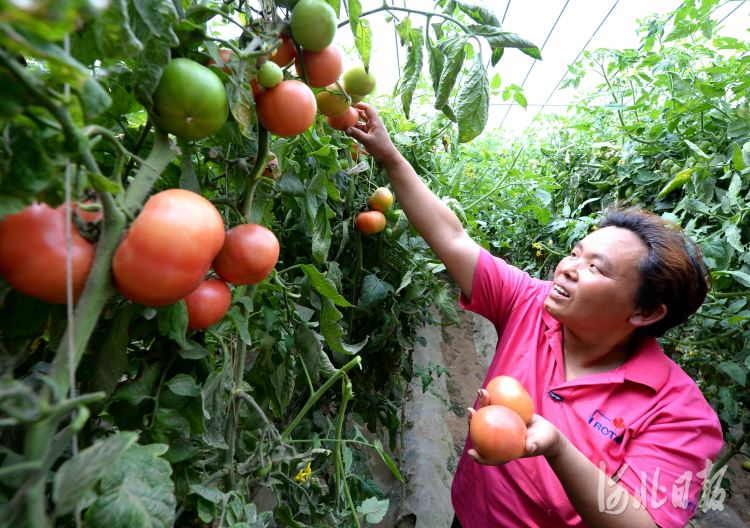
[300,264,353,307]
[53,432,139,516]
[373,439,403,482]
[165,374,201,397]
[719,362,747,387]
[434,36,467,110]
[226,306,251,344]
[433,281,459,324]
[179,147,201,194]
[395,18,412,44]
[270,352,296,411]
[427,34,445,94]
[79,76,113,119]
[733,143,746,171]
[0,128,56,218]
[657,168,693,198]
[456,54,490,143]
[312,204,332,263]
[111,362,162,406]
[719,386,738,420]
[156,301,188,348]
[357,497,389,524]
[275,504,306,528]
[95,0,144,59]
[713,270,750,288]
[151,408,190,441]
[456,1,500,26]
[321,297,367,355]
[295,325,321,384]
[201,344,231,449]
[84,443,175,528]
[189,484,225,504]
[401,29,424,120]
[86,171,122,194]
[357,275,394,311]
[347,0,372,69]
[280,169,305,197]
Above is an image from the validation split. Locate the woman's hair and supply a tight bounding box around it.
[599,208,710,337]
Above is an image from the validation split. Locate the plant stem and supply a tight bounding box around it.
[349,231,363,332]
[281,356,362,441]
[333,377,351,512]
[714,291,750,299]
[239,124,270,220]
[123,121,153,183]
[293,41,311,87]
[710,433,746,480]
[122,129,178,213]
[338,5,469,33]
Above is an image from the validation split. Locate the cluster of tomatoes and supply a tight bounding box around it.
[354,187,393,235]
[469,376,535,464]
[0,190,280,332]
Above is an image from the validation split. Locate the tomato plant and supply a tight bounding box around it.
[485,376,534,425]
[151,58,229,141]
[205,49,236,75]
[354,211,386,234]
[470,405,528,463]
[369,187,393,212]
[112,189,225,306]
[0,203,95,304]
[212,224,280,286]
[184,277,232,330]
[295,45,343,88]
[256,80,317,137]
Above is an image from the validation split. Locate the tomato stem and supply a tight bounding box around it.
[122,129,179,214]
[293,41,311,87]
[333,376,352,514]
[349,230,364,331]
[239,124,270,220]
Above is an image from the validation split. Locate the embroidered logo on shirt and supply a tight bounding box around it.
[588,410,624,444]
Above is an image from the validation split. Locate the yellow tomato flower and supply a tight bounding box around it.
[294,461,312,482]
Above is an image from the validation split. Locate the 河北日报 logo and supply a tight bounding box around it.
[588,410,625,444]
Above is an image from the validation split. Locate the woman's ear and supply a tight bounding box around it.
[629,303,667,328]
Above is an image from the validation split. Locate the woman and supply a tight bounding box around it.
[345,103,723,528]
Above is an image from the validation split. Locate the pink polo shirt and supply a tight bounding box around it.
[451,249,723,528]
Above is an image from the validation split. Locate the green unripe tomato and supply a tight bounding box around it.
[342,64,377,96]
[743,460,750,471]
[385,227,394,240]
[254,461,272,478]
[699,140,711,152]
[670,165,681,176]
[661,159,675,170]
[631,195,642,204]
[625,186,635,199]
[151,58,229,141]
[257,61,283,88]
[595,183,611,192]
[290,0,337,52]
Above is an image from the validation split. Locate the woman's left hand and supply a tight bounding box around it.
[467,389,567,466]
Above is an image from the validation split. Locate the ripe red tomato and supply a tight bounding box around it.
[269,34,297,68]
[0,203,95,304]
[369,187,393,212]
[256,80,317,137]
[184,277,232,330]
[212,224,280,286]
[486,376,535,425]
[112,189,225,306]
[151,58,229,142]
[354,211,386,234]
[315,84,350,118]
[294,45,342,88]
[469,405,528,463]
[204,49,235,75]
[326,106,359,131]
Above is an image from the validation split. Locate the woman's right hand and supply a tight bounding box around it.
[345,103,401,167]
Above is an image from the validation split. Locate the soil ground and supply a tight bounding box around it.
[439,281,750,526]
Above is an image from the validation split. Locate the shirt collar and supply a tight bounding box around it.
[537,286,671,393]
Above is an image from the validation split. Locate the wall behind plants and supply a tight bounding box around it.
[419,0,750,494]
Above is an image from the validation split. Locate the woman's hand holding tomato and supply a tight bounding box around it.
[467,389,564,466]
[344,103,401,167]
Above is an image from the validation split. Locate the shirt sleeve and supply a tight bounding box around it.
[615,406,723,528]
[459,248,543,332]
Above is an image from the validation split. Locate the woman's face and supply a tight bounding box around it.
[544,226,649,334]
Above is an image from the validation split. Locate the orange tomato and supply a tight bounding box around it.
[485,376,535,425]
[469,405,528,463]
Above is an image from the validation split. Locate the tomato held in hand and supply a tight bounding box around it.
[256,80,317,137]
[369,187,393,212]
[294,46,342,88]
[315,84,350,118]
[485,376,535,425]
[354,211,386,234]
[470,405,528,464]
[212,224,280,286]
[184,277,232,330]
[269,34,297,68]
[0,203,95,304]
[112,189,225,306]
[151,58,229,142]
[325,106,359,131]
[290,0,337,52]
